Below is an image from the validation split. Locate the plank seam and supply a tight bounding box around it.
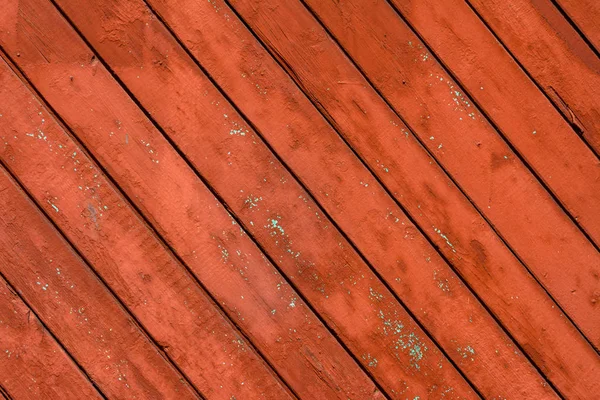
[0,45,298,400]
[0,383,14,400]
[216,0,570,396]
[550,0,600,60]
[382,0,600,252]
[295,0,599,357]
[461,0,600,161]
[0,267,107,400]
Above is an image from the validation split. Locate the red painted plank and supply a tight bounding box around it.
[0,275,102,400]
[219,0,600,397]
[229,0,600,346]
[137,0,576,398]
[555,0,600,53]
[0,169,198,399]
[466,0,600,155]
[0,2,389,398]
[0,56,292,400]
[385,0,600,248]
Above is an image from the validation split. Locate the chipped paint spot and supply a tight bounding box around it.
[457,345,476,361]
[362,353,378,368]
[432,226,457,253]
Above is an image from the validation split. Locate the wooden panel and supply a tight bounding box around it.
[0,1,388,398]
[0,0,597,397]
[137,0,572,398]
[231,0,600,346]
[4,0,479,396]
[0,275,102,400]
[466,0,600,155]
[554,0,600,52]
[42,0,481,397]
[0,169,198,399]
[385,0,600,247]
[221,0,600,397]
[0,56,292,400]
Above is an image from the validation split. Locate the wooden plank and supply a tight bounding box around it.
[0,169,198,399]
[0,274,102,400]
[554,0,600,53]
[0,58,293,400]
[385,0,600,248]
[0,2,390,398]
[230,0,600,346]
[218,0,600,397]
[135,0,576,399]
[466,0,600,155]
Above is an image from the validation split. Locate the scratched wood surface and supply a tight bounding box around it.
[386,0,600,249]
[0,275,102,399]
[271,0,600,347]
[466,0,600,157]
[0,0,599,398]
[0,46,291,399]
[0,168,198,399]
[5,0,477,397]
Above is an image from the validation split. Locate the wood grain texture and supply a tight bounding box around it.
[466,0,600,156]
[0,168,198,399]
[264,0,600,346]
[0,0,598,397]
[138,0,569,398]
[386,0,600,248]
[0,52,292,400]
[554,0,600,53]
[15,0,481,396]
[0,275,102,400]
[1,1,389,398]
[223,0,600,397]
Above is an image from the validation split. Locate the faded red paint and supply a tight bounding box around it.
[0,0,598,398]
[0,276,102,399]
[467,0,600,156]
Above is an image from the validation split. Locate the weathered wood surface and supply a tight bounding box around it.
[0,274,103,399]
[0,16,381,400]
[554,0,600,53]
[0,168,198,399]
[1,0,598,397]
[138,0,580,398]
[223,0,600,397]
[291,0,600,345]
[466,0,600,156]
[0,51,292,400]
[385,0,600,248]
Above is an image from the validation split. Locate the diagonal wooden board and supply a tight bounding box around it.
[0,274,103,399]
